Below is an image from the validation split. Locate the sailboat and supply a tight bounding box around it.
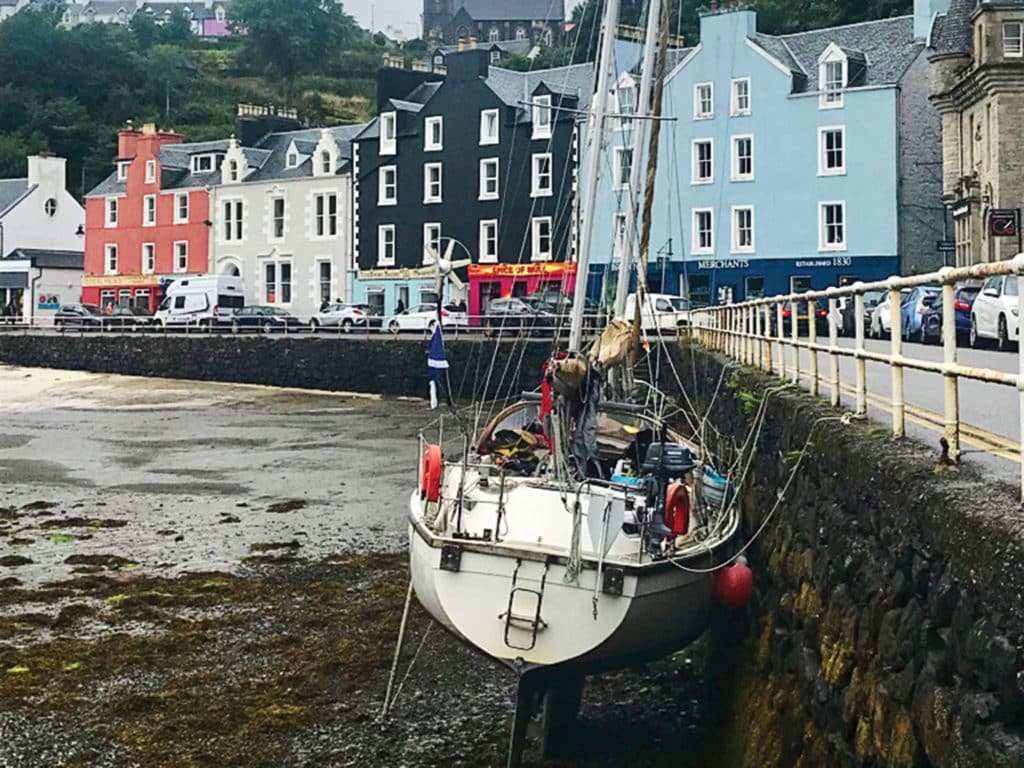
[407,0,748,764]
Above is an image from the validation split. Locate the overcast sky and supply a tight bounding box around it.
[344,0,578,38]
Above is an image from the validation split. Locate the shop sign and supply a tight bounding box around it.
[951,200,971,220]
[81,274,162,288]
[989,209,1020,237]
[794,257,853,268]
[37,294,61,310]
[696,259,749,270]
[468,263,576,278]
[358,266,435,280]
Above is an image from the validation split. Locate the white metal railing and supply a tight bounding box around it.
[693,254,1024,502]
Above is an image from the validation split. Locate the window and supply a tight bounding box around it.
[489,27,499,42]
[480,158,499,200]
[143,194,156,226]
[480,109,500,145]
[145,160,156,183]
[479,219,498,263]
[732,207,754,253]
[745,276,765,299]
[263,262,292,303]
[532,153,553,197]
[818,127,845,175]
[264,263,276,303]
[379,166,397,205]
[380,111,397,155]
[105,197,118,227]
[174,241,188,273]
[116,161,129,181]
[694,82,713,119]
[1005,22,1023,57]
[378,225,396,266]
[286,151,299,169]
[318,261,332,304]
[320,151,332,175]
[271,197,285,239]
[613,147,632,190]
[692,209,713,254]
[821,59,845,108]
[142,243,155,274]
[422,222,443,265]
[424,116,443,151]
[191,154,214,173]
[531,217,552,261]
[618,79,637,127]
[613,213,627,259]
[227,160,239,182]
[490,50,501,65]
[819,202,846,251]
[516,26,527,41]
[133,289,150,310]
[424,162,442,203]
[731,136,753,181]
[105,244,118,275]
[315,192,338,237]
[175,192,189,223]
[44,198,56,217]
[731,78,751,116]
[367,288,385,316]
[692,140,713,184]
[279,262,292,304]
[223,200,243,241]
[532,95,552,139]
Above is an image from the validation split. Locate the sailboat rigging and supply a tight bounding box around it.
[405,1,750,765]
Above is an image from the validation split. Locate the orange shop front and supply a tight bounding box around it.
[468,263,577,322]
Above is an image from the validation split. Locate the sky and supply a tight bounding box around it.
[344,0,578,38]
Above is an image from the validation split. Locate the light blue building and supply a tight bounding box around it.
[589,1,948,306]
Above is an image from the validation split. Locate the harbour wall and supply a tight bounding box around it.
[1,334,1022,766]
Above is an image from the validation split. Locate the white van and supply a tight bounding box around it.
[621,293,691,332]
[155,275,244,327]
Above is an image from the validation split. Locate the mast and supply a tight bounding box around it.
[568,0,622,352]
[613,0,663,319]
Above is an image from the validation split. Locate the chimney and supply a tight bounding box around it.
[27,155,67,190]
[117,122,143,159]
[469,35,477,48]
[444,48,489,83]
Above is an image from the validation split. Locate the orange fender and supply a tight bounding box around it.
[421,444,443,502]
[664,482,691,536]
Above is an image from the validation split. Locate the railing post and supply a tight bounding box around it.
[853,285,867,416]
[940,271,960,462]
[763,303,772,373]
[1014,254,1024,504]
[808,297,819,396]
[889,279,905,438]
[755,303,763,370]
[827,291,840,407]
[790,297,799,385]
[744,305,752,365]
[777,302,786,380]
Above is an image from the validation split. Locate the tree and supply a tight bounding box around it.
[231,0,360,103]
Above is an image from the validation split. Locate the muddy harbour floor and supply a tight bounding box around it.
[0,366,724,768]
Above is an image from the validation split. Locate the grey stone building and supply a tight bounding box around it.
[422,0,564,47]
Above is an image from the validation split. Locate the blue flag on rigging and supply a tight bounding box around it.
[427,322,448,409]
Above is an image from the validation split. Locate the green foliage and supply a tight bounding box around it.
[499,48,575,72]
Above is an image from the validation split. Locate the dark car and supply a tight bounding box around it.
[229,306,304,334]
[919,284,980,345]
[527,294,602,334]
[839,290,885,337]
[54,303,102,329]
[483,298,558,336]
[777,300,829,337]
[102,306,154,331]
[352,303,384,330]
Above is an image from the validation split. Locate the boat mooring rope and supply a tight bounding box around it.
[378,579,415,722]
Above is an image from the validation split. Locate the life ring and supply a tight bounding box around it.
[421,444,443,502]
[663,482,691,536]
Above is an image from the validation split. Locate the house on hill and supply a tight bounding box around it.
[423,0,564,47]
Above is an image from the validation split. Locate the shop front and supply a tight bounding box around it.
[81,274,165,313]
[468,262,577,322]
[352,266,464,320]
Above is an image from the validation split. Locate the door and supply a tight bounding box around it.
[977,276,1001,335]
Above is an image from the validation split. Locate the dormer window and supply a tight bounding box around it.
[617,77,636,128]
[145,160,156,183]
[490,50,501,65]
[433,54,444,67]
[320,151,333,175]
[286,151,299,169]
[191,154,215,173]
[380,111,397,156]
[488,27,499,42]
[227,159,239,182]
[116,161,129,181]
[818,46,847,109]
[1004,22,1023,57]
[532,95,552,140]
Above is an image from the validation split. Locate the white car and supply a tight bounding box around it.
[309,303,369,333]
[621,293,691,332]
[971,273,1019,351]
[869,288,910,338]
[385,303,468,334]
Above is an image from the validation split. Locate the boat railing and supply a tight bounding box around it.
[692,255,1024,502]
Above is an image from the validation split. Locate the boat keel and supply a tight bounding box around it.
[507,668,585,768]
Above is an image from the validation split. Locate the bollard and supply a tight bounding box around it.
[853,287,867,417]
[888,280,905,438]
[827,293,840,407]
[940,274,960,462]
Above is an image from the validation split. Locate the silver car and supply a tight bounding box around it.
[309,303,369,333]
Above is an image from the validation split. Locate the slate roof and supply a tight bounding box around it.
[751,15,921,92]
[242,123,367,182]
[0,179,31,217]
[455,0,563,23]
[485,62,594,112]
[929,0,980,55]
[140,1,228,21]
[435,39,534,56]
[4,248,84,270]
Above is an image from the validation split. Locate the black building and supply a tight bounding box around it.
[352,49,592,318]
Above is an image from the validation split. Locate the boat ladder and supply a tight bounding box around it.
[501,558,550,651]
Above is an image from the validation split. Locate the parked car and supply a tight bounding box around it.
[839,290,885,337]
[778,300,829,336]
[385,303,467,334]
[528,294,600,334]
[353,303,384,331]
[621,293,689,333]
[919,284,979,345]
[229,305,304,334]
[155,275,245,328]
[54,303,102,329]
[870,289,911,339]
[899,285,942,341]
[482,297,561,336]
[310,303,369,333]
[102,306,155,331]
[971,273,1019,350]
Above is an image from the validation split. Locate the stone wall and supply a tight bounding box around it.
[0,334,553,402]
[670,345,1024,768]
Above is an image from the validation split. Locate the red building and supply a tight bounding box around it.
[82,123,215,312]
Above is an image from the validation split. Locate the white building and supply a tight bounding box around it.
[209,124,366,320]
[0,155,85,317]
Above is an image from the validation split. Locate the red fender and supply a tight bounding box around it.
[664,482,691,536]
[713,562,754,610]
[421,444,443,502]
